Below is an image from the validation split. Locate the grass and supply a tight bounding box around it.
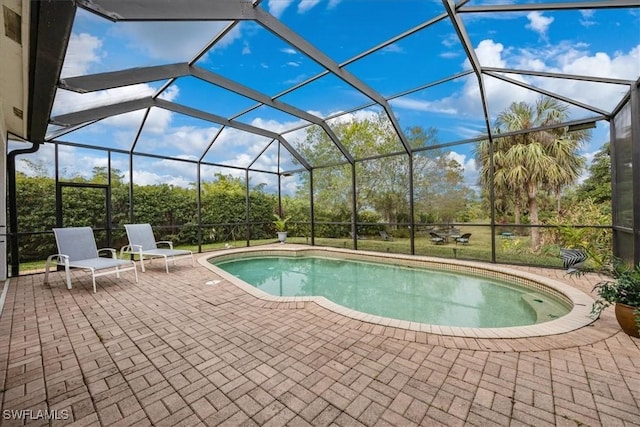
[17,227,564,274]
[291,236,561,267]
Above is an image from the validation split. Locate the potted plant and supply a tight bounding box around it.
[591,260,640,338]
[273,214,291,244]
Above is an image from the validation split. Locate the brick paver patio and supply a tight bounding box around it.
[1,252,639,426]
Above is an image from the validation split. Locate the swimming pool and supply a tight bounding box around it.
[203,246,595,338]
[214,255,570,328]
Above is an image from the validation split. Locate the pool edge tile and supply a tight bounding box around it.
[199,247,597,340]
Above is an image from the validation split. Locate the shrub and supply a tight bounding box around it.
[542,198,611,267]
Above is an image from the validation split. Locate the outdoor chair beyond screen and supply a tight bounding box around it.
[121,224,194,273]
[44,227,138,293]
[379,230,393,241]
[430,232,445,244]
[455,233,472,245]
[560,248,588,273]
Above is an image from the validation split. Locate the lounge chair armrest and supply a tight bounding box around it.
[46,253,69,264]
[44,253,70,285]
[120,244,143,256]
[156,240,174,249]
[120,245,131,257]
[98,247,117,259]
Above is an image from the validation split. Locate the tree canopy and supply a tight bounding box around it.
[295,112,472,227]
[575,142,611,205]
[475,97,587,251]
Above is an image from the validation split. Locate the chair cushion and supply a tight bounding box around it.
[53,227,99,261]
[68,257,132,270]
[137,248,191,257]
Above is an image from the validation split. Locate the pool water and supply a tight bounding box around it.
[214,256,571,328]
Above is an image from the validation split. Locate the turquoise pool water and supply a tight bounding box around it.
[213,256,571,328]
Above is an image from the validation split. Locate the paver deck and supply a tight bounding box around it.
[1,249,639,426]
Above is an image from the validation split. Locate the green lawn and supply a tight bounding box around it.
[17,227,564,274]
[286,233,562,267]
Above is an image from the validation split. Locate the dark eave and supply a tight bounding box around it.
[27,0,75,143]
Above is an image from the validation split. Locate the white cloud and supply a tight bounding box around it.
[473,39,507,68]
[52,85,180,144]
[61,33,103,77]
[114,21,240,62]
[439,40,640,123]
[15,143,130,183]
[55,30,182,126]
[576,148,600,184]
[203,128,276,169]
[442,33,459,48]
[242,41,251,55]
[580,10,596,27]
[448,151,479,189]
[325,109,380,126]
[58,150,109,179]
[558,45,640,80]
[389,98,458,115]
[281,126,310,150]
[47,6,638,192]
[525,12,554,39]
[268,0,340,18]
[453,123,488,140]
[382,44,404,54]
[281,47,298,55]
[298,0,321,13]
[131,157,200,187]
[136,124,219,158]
[268,0,295,18]
[284,74,308,85]
[104,101,176,136]
[131,168,194,188]
[519,44,640,114]
[392,40,529,119]
[53,85,137,116]
[250,117,308,133]
[440,51,460,59]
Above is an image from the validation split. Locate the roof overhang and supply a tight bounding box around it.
[26,0,75,142]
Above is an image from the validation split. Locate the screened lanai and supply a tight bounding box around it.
[3,0,640,277]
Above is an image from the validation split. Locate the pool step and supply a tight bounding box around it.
[522,293,562,323]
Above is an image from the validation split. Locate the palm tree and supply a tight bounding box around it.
[476,97,586,251]
[476,136,526,225]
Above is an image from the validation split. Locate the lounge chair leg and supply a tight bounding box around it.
[44,257,51,284]
[139,254,146,272]
[64,262,72,290]
[164,256,169,274]
[133,263,139,283]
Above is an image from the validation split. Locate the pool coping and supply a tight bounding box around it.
[199,245,596,339]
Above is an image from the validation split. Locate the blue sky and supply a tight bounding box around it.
[20,1,640,193]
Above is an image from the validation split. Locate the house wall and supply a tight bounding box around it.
[0,0,29,279]
[0,103,6,280]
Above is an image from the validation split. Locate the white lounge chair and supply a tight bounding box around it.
[121,224,194,273]
[45,227,138,293]
[560,248,588,273]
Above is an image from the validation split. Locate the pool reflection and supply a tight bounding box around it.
[216,256,568,328]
